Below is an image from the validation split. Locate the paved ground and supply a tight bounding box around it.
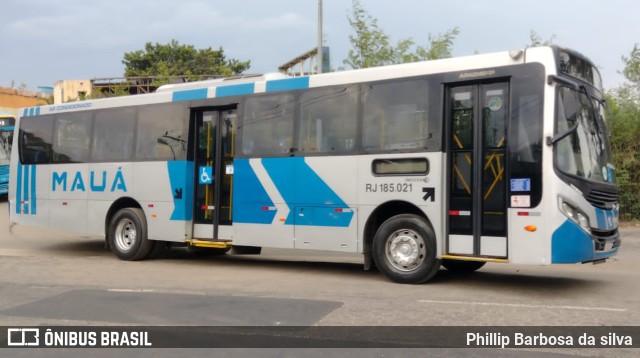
[0,200,638,357]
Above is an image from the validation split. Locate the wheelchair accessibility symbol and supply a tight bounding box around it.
[199,166,213,184]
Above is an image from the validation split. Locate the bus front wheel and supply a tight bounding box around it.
[108,208,153,261]
[372,214,440,284]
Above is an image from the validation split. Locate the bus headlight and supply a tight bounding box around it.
[576,212,590,231]
[559,199,591,233]
[561,202,575,220]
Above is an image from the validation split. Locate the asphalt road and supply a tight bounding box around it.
[0,200,637,357]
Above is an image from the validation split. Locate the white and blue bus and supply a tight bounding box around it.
[9,46,619,283]
[0,113,15,196]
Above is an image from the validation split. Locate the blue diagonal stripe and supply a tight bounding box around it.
[261,157,353,227]
[23,164,29,214]
[30,165,37,214]
[232,159,276,224]
[15,163,22,214]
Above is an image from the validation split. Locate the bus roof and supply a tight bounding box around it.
[20,46,576,118]
[155,73,289,93]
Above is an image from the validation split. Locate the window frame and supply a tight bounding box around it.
[239,92,297,158]
[51,112,94,164]
[297,85,359,156]
[19,114,55,165]
[361,77,434,154]
[91,107,138,163]
[18,102,191,165]
[236,76,441,159]
[371,157,430,176]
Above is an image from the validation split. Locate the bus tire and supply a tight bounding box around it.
[108,208,152,261]
[442,259,486,273]
[372,214,440,284]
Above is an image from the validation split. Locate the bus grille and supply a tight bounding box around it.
[0,165,8,176]
[0,182,7,194]
[591,228,620,251]
[586,189,618,209]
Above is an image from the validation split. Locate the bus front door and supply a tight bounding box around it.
[446,83,509,259]
[193,108,236,241]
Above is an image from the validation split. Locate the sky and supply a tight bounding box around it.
[1,0,638,91]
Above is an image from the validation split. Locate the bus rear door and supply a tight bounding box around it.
[192,107,236,241]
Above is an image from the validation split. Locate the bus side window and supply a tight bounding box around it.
[363,79,430,152]
[241,93,295,157]
[298,86,358,154]
[52,113,92,163]
[19,115,54,164]
[137,104,188,161]
[93,108,136,162]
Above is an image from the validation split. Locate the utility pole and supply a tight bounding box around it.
[317,0,323,73]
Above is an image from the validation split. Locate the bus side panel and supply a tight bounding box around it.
[132,161,191,242]
[232,158,294,249]
[507,207,549,264]
[356,153,445,255]
[293,156,359,252]
[12,162,50,229]
[507,102,555,266]
[49,164,89,234]
[88,200,111,236]
[232,156,359,251]
[84,163,134,236]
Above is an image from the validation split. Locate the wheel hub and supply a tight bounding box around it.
[115,219,136,252]
[386,229,426,271]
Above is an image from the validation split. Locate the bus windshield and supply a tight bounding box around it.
[0,128,13,165]
[554,86,614,184]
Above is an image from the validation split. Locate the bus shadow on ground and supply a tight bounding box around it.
[162,247,606,291]
[35,239,607,290]
[166,246,374,279]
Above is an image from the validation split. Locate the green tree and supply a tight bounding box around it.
[415,27,461,60]
[609,43,640,220]
[88,82,131,100]
[343,0,459,69]
[526,30,556,48]
[343,0,398,68]
[608,92,640,221]
[122,39,250,85]
[621,43,640,90]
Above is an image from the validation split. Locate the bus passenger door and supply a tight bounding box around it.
[193,107,236,240]
[446,83,509,259]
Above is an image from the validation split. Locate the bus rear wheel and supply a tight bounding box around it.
[108,208,153,261]
[372,214,440,284]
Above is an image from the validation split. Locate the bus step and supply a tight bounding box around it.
[187,239,233,249]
